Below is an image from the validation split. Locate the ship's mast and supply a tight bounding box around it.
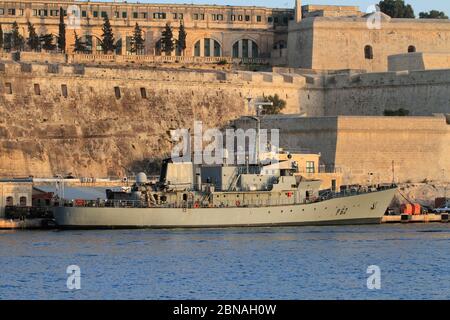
[245,98,273,166]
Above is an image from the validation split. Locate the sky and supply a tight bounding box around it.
[84,0,450,15]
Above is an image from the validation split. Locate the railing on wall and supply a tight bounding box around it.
[67,53,270,65]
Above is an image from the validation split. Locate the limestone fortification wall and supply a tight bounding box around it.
[322,69,450,116]
[0,61,303,178]
[235,115,450,184]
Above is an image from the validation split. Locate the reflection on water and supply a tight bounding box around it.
[0,224,449,300]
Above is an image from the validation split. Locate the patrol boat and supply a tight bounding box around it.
[53,158,397,229]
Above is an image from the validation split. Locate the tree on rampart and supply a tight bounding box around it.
[57,7,66,52]
[261,94,286,115]
[11,22,24,51]
[419,10,448,19]
[26,22,40,52]
[0,24,3,50]
[100,14,115,54]
[161,23,174,56]
[40,33,56,51]
[73,31,87,53]
[177,20,187,56]
[378,0,415,18]
[130,23,145,55]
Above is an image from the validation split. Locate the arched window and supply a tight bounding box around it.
[408,45,416,53]
[6,196,14,206]
[193,38,221,57]
[232,39,259,58]
[364,45,374,60]
[20,196,27,207]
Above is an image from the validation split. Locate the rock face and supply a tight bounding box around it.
[0,63,302,178]
[392,183,449,210]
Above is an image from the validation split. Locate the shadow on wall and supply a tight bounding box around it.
[129,158,164,176]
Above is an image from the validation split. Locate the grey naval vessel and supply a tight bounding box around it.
[54,158,397,229]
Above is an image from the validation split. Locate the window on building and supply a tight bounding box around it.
[217,14,223,21]
[8,8,15,16]
[238,15,243,21]
[153,12,166,19]
[114,87,121,99]
[82,10,87,18]
[364,45,374,60]
[230,14,236,21]
[211,14,217,21]
[34,84,41,96]
[93,11,98,18]
[20,196,27,207]
[5,82,12,94]
[245,15,250,21]
[0,8,4,15]
[122,11,127,18]
[193,39,222,57]
[19,9,24,16]
[408,45,416,53]
[114,11,119,18]
[101,11,107,18]
[61,84,68,98]
[141,12,147,19]
[232,39,259,58]
[274,17,279,23]
[133,12,138,19]
[256,15,262,22]
[306,161,315,173]
[6,196,13,206]
[268,16,273,23]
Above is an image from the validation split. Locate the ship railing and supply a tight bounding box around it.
[318,184,396,201]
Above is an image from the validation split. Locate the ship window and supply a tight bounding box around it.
[408,45,416,53]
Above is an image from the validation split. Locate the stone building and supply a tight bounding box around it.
[0,0,292,59]
[2,1,450,71]
[0,181,33,217]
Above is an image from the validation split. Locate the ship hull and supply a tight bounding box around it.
[53,188,397,229]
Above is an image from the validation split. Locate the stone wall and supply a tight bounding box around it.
[322,69,450,116]
[288,16,450,72]
[234,115,450,185]
[0,62,302,178]
[388,52,450,72]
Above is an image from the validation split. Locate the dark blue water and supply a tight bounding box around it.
[1,224,449,300]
